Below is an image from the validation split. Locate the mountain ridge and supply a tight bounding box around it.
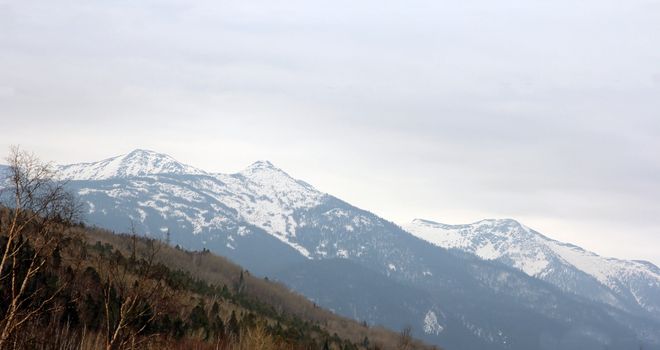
[404,218,660,319]
[5,149,660,349]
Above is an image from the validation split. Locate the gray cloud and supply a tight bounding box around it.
[1,0,659,263]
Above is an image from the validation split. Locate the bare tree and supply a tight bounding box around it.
[398,326,413,350]
[97,236,175,350]
[0,146,80,348]
[237,321,276,350]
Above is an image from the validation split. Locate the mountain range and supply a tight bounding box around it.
[405,219,660,321]
[7,149,658,350]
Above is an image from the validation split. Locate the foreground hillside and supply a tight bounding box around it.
[0,207,435,350]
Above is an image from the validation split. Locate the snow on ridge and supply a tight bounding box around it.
[404,218,544,273]
[58,149,206,180]
[404,217,660,314]
[164,173,321,256]
[241,160,278,173]
[405,218,660,282]
[544,239,660,290]
[61,150,326,259]
[203,165,324,244]
[235,160,323,205]
[57,149,324,208]
[407,218,472,250]
[406,218,558,276]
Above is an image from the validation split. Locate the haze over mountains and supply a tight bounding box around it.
[34,149,660,349]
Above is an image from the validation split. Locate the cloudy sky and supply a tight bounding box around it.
[1,0,659,264]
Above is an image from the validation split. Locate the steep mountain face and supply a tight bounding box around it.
[18,149,660,350]
[404,219,660,321]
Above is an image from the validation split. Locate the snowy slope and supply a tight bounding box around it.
[211,160,326,256]
[404,218,660,318]
[59,150,325,258]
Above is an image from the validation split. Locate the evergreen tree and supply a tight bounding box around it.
[227,310,240,340]
[172,316,186,339]
[52,246,62,269]
[190,300,209,331]
[237,271,246,294]
[210,301,220,317]
[211,315,225,340]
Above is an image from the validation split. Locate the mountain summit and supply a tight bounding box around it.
[243,160,278,172]
[58,149,206,180]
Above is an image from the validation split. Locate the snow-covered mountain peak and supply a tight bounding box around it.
[244,160,277,171]
[235,160,322,200]
[404,217,660,317]
[126,148,162,158]
[57,149,206,180]
[239,160,294,179]
[408,218,534,246]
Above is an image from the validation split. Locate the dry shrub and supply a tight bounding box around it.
[236,322,277,350]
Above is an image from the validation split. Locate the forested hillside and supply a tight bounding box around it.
[0,210,435,350]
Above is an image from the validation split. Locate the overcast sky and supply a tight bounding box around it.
[1,0,659,264]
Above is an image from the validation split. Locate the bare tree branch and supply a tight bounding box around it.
[0,146,79,348]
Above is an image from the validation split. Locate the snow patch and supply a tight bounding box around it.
[423,310,444,335]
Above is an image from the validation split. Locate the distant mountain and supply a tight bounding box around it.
[13,149,659,350]
[404,218,660,320]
